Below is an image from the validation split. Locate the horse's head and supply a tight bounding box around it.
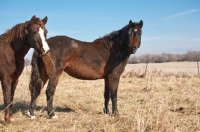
[128,20,143,54]
[26,15,49,55]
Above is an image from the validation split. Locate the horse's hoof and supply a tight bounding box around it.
[5,120,11,124]
[5,118,11,124]
[30,115,35,119]
[103,108,109,114]
[27,111,35,119]
[115,111,119,116]
[27,111,31,116]
[50,115,58,119]
[112,111,119,117]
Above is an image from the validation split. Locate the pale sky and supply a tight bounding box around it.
[0,0,200,59]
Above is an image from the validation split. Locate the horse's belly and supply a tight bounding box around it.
[64,63,105,80]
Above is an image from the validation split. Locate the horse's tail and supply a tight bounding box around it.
[29,50,43,92]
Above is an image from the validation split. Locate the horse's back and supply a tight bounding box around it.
[47,36,74,48]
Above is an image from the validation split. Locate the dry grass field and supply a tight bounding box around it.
[0,62,200,131]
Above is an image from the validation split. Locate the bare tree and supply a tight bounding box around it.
[128,50,200,64]
[25,58,31,66]
[25,58,31,74]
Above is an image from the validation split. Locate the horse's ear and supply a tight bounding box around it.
[31,15,36,22]
[42,16,48,25]
[129,20,132,27]
[139,20,143,28]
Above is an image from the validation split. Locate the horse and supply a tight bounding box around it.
[0,15,50,123]
[28,20,143,119]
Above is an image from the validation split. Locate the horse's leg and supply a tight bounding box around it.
[9,79,18,120]
[110,77,119,115]
[29,77,48,119]
[104,77,111,114]
[29,78,43,118]
[46,75,60,118]
[1,77,12,123]
[104,75,119,115]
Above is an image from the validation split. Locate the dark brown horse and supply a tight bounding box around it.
[28,20,143,119]
[0,16,50,123]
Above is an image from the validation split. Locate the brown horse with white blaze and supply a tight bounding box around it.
[28,20,143,119]
[0,16,49,123]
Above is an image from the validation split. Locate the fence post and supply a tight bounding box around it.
[144,59,149,76]
[197,61,199,78]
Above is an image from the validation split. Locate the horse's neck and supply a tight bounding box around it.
[111,37,129,57]
[11,39,30,60]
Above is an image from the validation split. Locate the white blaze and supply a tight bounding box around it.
[39,27,49,54]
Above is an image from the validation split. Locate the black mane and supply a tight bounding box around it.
[94,24,129,42]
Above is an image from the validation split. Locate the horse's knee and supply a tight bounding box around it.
[46,81,57,96]
[111,95,117,102]
[46,88,55,97]
[35,81,43,94]
[30,78,43,97]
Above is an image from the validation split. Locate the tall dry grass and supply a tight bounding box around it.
[0,62,200,131]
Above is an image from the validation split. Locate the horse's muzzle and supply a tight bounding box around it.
[132,47,137,54]
[128,45,137,54]
[41,48,50,55]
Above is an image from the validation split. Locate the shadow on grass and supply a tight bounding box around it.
[55,106,74,113]
[170,107,200,115]
[0,101,74,115]
[0,101,75,124]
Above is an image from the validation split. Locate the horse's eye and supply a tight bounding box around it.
[33,31,37,34]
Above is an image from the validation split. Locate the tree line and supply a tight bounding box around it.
[25,50,200,65]
[128,51,200,64]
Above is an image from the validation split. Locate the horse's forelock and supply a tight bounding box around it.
[30,17,45,28]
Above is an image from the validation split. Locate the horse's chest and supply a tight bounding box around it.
[14,60,24,76]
